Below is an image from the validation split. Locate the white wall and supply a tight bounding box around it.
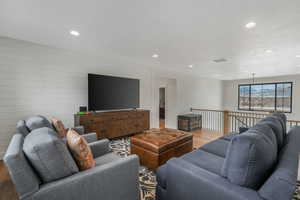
[0,37,156,158]
[165,79,178,128]
[0,37,223,158]
[177,76,223,114]
[222,75,300,120]
[151,77,178,129]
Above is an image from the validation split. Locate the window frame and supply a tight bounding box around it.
[238,82,293,113]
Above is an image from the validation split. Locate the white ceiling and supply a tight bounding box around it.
[1,0,300,80]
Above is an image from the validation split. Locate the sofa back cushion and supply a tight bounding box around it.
[25,115,52,132]
[4,134,40,199]
[259,126,300,200]
[23,127,79,183]
[258,116,285,149]
[16,120,30,137]
[271,112,287,137]
[221,123,278,189]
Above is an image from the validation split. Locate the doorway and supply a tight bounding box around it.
[159,87,166,129]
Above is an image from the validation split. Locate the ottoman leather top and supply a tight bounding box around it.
[131,128,193,153]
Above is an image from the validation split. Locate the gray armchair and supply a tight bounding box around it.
[4,132,140,200]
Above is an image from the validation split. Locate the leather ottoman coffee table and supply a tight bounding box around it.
[131,128,193,171]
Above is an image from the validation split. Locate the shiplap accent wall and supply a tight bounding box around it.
[0,37,157,158]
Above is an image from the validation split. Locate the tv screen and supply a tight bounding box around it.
[88,74,140,111]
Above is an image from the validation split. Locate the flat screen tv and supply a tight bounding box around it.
[88,74,140,111]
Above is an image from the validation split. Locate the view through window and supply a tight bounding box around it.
[239,82,292,112]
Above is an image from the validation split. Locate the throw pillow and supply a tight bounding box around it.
[239,126,249,134]
[66,129,95,170]
[52,118,67,137]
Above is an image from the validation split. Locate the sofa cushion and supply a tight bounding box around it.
[259,126,300,200]
[257,116,284,149]
[94,152,120,166]
[23,127,79,183]
[16,120,30,137]
[272,113,287,137]
[156,164,168,189]
[220,132,238,141]
[248,123,278,148]
[4,134,40,199]
[66,129,95,170]
[156,184,167,200]
[181,149,224,175]
[200,139,230,157]
[25,115,52,132]
[221,126,278,189]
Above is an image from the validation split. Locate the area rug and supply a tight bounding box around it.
[109,137,300,200]
[110,137,156,200]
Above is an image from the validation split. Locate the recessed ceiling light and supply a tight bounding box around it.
[70,30,80,36]
[152,54,159,58]
[265,49,273,53]
[189,65,193,68]
[296,55,300,58]
[245,22,256,29]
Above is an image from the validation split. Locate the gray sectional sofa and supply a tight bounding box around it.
[156,113,300,200]
[4,116,140,200]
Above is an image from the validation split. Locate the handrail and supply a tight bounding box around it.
[190,108,300,134]
[190,108,225,112]
[231,115,248,127]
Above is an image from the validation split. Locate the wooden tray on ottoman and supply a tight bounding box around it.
[131,128,193,171]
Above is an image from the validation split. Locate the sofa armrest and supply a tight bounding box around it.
[73,126,84,134]
[33,155,140,200]
[165,158,262,200]
[81,132,98,143]
[89,139,110,158]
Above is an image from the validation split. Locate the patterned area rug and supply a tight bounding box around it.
[109,137,300,200]
[110,137,156,200]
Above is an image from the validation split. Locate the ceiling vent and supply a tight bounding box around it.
[213,58,227,63]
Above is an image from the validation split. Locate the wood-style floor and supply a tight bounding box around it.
[192,128,223,149]
[0,160,18,200]
[0,128,223,200]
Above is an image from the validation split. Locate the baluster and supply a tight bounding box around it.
[206,112,208,130]
[232,115,234,132]
[211,112,213,130]
[209,112,211,129]
[210,112,212,130]
[219,112,221,131]
[205,112,207,129]
[234,114,237,132]
[204,111,205,129]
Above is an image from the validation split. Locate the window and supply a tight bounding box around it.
[238,82,292,112]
